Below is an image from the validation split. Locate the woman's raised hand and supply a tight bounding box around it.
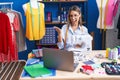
[53,26,61,35]
[54,26,62,42]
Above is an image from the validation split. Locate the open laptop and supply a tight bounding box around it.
[42,48,79,72]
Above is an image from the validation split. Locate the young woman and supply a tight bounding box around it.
[54,5,92,51]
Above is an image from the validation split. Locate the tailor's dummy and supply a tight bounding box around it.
[22,0,45,40]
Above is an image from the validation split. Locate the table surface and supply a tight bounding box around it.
[20,50,120,80]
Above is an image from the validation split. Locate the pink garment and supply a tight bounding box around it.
[12,12,20,31]
[10,12,19,61]
[105,0,118,26]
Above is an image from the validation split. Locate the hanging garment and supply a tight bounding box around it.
[106,29,120,48]
[25,2,45,40]
[0,12,12,55]
[96,0,117,29]
[114,1,120,39]
[117,14,120,39]
[0,12,13,62]
[13,11,27,52]
[114,1,120,28]
[7,12,18,60]
[105,0,118,26]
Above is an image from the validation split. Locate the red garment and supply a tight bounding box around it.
[0,12,18,62]
[0,12,12,55]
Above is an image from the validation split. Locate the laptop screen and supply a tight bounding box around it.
[42,48,75,72]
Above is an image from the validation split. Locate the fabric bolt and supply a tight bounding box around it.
[25,2,45,40]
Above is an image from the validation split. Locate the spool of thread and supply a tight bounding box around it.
[108,49,113,60]
[113,48,118,61]
[115,46,120,55]
[106,48,110,58]
[118,47,120,55]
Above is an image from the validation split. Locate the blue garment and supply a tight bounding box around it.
[57,24,89,50]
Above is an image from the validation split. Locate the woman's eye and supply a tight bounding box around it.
[70,14,79,17]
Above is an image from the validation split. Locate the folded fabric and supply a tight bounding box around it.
[24,64,52,78]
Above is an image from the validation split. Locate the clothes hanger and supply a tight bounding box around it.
[0,2,13,13]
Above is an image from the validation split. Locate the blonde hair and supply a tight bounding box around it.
[67,5,83,26]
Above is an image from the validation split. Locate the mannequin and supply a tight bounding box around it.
[96,0,114,29]
[22,0,45,40]
[23,0,44,13]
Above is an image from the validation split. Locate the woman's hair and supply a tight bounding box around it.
[67,5,83,26]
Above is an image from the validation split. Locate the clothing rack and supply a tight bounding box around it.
[0,2,13,9]
[0,2,13,74]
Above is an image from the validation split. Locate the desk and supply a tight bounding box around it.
[20,50,120,80]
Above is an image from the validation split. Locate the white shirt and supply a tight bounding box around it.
[57,24,92,51]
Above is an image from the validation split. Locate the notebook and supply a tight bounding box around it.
[42,48,79,72]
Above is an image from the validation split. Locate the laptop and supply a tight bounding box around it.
[42,48,78,72]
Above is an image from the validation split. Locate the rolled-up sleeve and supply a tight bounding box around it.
[57,41,64,49]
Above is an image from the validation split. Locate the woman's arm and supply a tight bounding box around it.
[54,26,64,49]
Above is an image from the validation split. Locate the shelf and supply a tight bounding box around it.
[45,21,67,24]
[45,21,86,25]
[36,42,58,48]
[36,43,57,46]
[38,0,87,3]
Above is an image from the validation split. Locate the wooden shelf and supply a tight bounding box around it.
[36,44,57,46]
[45,21,67,24]
[38,0,87,3]
[36,43,58,49]
[45,21,86,25]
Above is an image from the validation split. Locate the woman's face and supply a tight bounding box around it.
[69,11,81,25]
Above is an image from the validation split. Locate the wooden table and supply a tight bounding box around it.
[20,50,120,80]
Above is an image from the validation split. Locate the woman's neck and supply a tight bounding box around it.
[71,24,79,31]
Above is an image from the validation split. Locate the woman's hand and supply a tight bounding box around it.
[54,26,61,35]
[54,26,62,42]
[75,42,84,48]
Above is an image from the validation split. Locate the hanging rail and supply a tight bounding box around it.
[0,2,13,9]
[0,2,13,74]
